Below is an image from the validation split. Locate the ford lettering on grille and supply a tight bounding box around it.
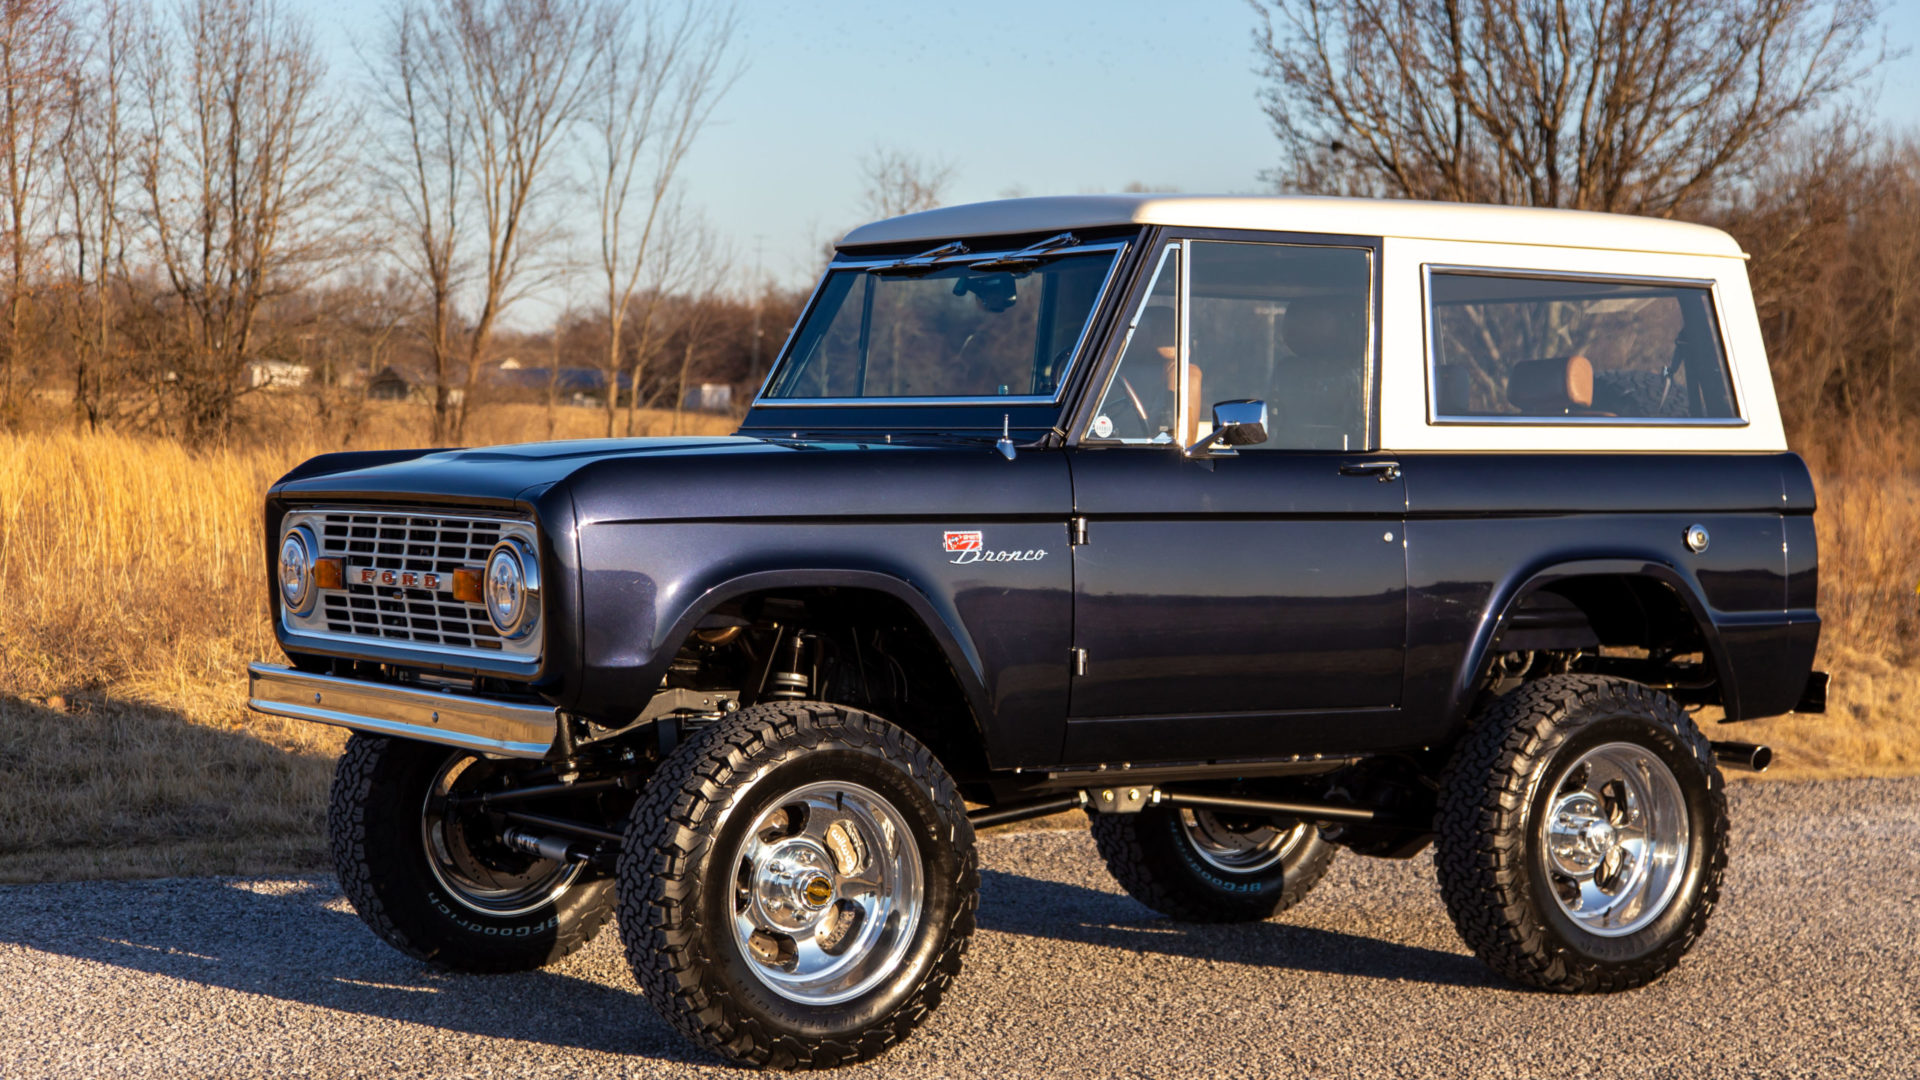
[277,508,541,662]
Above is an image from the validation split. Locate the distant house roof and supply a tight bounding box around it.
[491,366,631,394]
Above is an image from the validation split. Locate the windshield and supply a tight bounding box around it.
[762,247,1120,401]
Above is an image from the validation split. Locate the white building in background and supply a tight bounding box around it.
[246,360,311,390]
[682,383,732,412]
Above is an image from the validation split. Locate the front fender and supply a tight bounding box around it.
[664,566,991,732]
[567,519,1073,770]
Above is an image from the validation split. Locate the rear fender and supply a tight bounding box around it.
[1452,558,1737,729]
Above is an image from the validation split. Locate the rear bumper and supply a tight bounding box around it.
[247,662,557,759]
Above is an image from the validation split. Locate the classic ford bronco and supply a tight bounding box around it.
[251,195,1825,1068]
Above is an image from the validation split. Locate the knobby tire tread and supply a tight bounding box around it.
[617,701,977,1069]
[1089,810,1335,923]
[1434,674,1727,993]
[328,734,613,973]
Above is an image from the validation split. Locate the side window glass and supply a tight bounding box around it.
[1188,241,1372,451]
[1086,246,1186,444]
[1428,272,1739,421]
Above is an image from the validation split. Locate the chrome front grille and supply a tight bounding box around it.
[279,507,541,662]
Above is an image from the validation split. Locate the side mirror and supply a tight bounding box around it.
[1183,399,1269,459]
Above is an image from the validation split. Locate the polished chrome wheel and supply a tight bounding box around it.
[729,780,924,1006]
[1178,809,1312,874]
[421,755,584,918]
[1538,741,1690,938]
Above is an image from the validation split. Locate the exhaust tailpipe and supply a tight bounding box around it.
[1710,740,1773,772]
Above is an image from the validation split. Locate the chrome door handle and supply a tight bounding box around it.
[1339,461,1401,482]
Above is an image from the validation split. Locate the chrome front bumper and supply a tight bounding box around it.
[247,662,557,759]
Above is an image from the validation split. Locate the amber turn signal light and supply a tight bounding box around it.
[452,567,484,604]
[312,557,344,590]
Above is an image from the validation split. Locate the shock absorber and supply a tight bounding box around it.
[502,827,582,863]
[765,629,812,700]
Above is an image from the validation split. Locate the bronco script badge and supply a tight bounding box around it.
[942,530,1047,565]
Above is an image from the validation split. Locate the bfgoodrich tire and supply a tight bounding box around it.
[328,734,614,973]
[617,701,977,1070]
[1091,805,1334,923]
[1436,675,1727,993]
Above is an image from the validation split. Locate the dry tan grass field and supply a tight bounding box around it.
[1,403,1914,882]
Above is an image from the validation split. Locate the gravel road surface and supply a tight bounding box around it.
[3,778,1916,1079]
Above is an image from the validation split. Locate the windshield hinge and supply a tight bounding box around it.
[969,232,1079,272]
[1069,516,1088,546]
[866,241,970,276]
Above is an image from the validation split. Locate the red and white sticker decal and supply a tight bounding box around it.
[943,530,983,553]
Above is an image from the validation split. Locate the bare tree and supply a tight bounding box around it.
[1718,127,1920,431]
[373,0,609,444]
[132,0,357,440]
[348,268,417,381]
[1251,0,1889,215]
[543,295,569,438]
[539,255,579,438]
[667,218,727,434]
[55,0,134,431]
[299,267,415,445]
[590,0,738,438]
[619,195,702,435]
[370,4,466,444]
[858,143,955,219]
[0,0,75,416]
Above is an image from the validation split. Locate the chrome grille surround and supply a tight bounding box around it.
[278,507,542,663]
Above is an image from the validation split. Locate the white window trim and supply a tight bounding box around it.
[1378,237,1787,453]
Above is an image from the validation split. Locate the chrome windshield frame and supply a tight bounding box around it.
[753,240,1130,408]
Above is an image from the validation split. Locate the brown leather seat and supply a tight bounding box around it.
[1507,355,1595,415]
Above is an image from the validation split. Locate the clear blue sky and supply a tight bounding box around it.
[313,0,1920,295]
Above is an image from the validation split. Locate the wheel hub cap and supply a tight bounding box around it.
[749,841,839,932]
[728,781,925,1006]
[1536,742,1690,938]
[1177,809,1311,874]
[419,754,584,919]
[1546,792,1619,874]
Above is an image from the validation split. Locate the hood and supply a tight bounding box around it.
[271,434,1066,522]
[271,437,782,505]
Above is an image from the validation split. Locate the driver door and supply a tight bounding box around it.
[1063,236,1408,765]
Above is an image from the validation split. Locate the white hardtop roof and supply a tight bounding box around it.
[837,194,1746,259]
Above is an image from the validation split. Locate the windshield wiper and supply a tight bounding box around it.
[968,232,1080,271]
[865,241,971,276]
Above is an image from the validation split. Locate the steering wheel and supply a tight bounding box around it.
[1088,374,1164,440]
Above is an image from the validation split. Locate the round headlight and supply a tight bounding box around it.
[279,526,316,614]
[484,539,540,639]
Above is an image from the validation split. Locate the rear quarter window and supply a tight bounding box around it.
[1426,270,1740,423]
